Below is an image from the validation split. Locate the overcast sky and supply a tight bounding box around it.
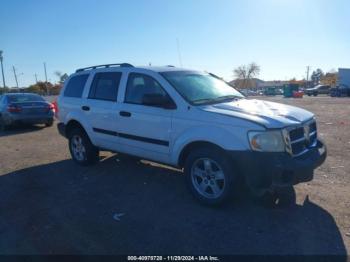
[1,0,350,87]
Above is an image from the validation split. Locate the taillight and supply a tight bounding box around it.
[46,103,55,112]
[7,105,22,113]
[52,100,59,118]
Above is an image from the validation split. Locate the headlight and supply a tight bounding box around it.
[248,130,286,152]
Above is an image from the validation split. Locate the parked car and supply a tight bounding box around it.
[275,88,283,95]
[305,85,331,96]
[57,63,327,205]
[293,90,304,98]
[0,93,54,131]
[330,85,350,97]
[264,87,276,96]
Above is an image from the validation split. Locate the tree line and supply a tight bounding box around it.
[0,71,68,95]
[232,63,338,89]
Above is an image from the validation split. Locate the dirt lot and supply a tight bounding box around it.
[0,96,349,255]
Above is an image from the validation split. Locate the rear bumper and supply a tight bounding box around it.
[7,114,53,125]
[228,139,327,195]
[57,122,66,138]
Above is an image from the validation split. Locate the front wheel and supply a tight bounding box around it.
[184,147,235,206]
[68,128,99,166]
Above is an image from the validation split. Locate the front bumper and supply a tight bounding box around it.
[229,139,327,195]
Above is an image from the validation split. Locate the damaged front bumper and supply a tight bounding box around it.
[229,139,327,195]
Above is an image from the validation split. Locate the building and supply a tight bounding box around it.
[338,68,350,87]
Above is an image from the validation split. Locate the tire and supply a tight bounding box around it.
[68,128,99,166]
[0,117,8,132]
[184,147,236,206]
[45,119,54,127]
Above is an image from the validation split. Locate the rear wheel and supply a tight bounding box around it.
[45,119,54,127]
[0,117,8,132]
[184,147,235,206]
[68,128,99,166]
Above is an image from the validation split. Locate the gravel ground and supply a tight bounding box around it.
[0,96,349,255]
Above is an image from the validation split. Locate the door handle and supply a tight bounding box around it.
[81,106,90,111]
[119,111,131,117]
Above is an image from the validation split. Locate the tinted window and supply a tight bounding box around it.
[64,74,89,98]
[7,94,45,103]
[89,72,121,101]
[125,73,167,105]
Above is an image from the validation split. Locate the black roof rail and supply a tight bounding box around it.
[76,63,134,73]
[167,65,175,67]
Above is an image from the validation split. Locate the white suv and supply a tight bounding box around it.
[57,63,327,205]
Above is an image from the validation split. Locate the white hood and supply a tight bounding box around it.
[200,99,314,129]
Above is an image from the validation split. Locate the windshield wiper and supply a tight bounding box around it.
[192,98,216,105]
[213,95,242,102]
[193,95,242,105]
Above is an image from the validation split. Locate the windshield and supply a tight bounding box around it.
[7,94,45,103]
[161,71,244,105]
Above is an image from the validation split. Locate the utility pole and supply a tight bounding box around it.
[12,66,19,89]
[43,62,48,95]
[34,73,38,83]
[44,62,48,82]
[0,50,6,88]
[306,66,310,88]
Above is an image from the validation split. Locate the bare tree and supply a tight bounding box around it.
[55,71,69,84]
[233,62,260,89]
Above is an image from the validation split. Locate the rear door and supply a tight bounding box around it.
[82,71,122,150]
[117,72,175,158]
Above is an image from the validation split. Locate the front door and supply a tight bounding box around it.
[117,73,175,158]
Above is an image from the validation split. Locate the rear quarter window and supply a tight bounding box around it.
[64,74,89,98]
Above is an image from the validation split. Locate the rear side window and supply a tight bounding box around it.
[89,72,121,101]
[64,74,89,98]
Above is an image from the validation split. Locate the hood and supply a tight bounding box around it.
[199,99,314,129]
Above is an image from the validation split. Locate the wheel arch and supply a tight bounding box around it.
[65,119,88,138]
[177,141,226,168]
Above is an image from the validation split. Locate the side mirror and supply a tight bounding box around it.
[142,94,176,109]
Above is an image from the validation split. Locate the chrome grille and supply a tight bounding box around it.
[288,120,317,156]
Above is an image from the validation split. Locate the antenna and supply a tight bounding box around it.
[176,38,183,67]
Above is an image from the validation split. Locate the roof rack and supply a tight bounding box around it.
[76,63,134,73]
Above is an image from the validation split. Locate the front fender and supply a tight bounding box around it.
[170,125,250,166]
